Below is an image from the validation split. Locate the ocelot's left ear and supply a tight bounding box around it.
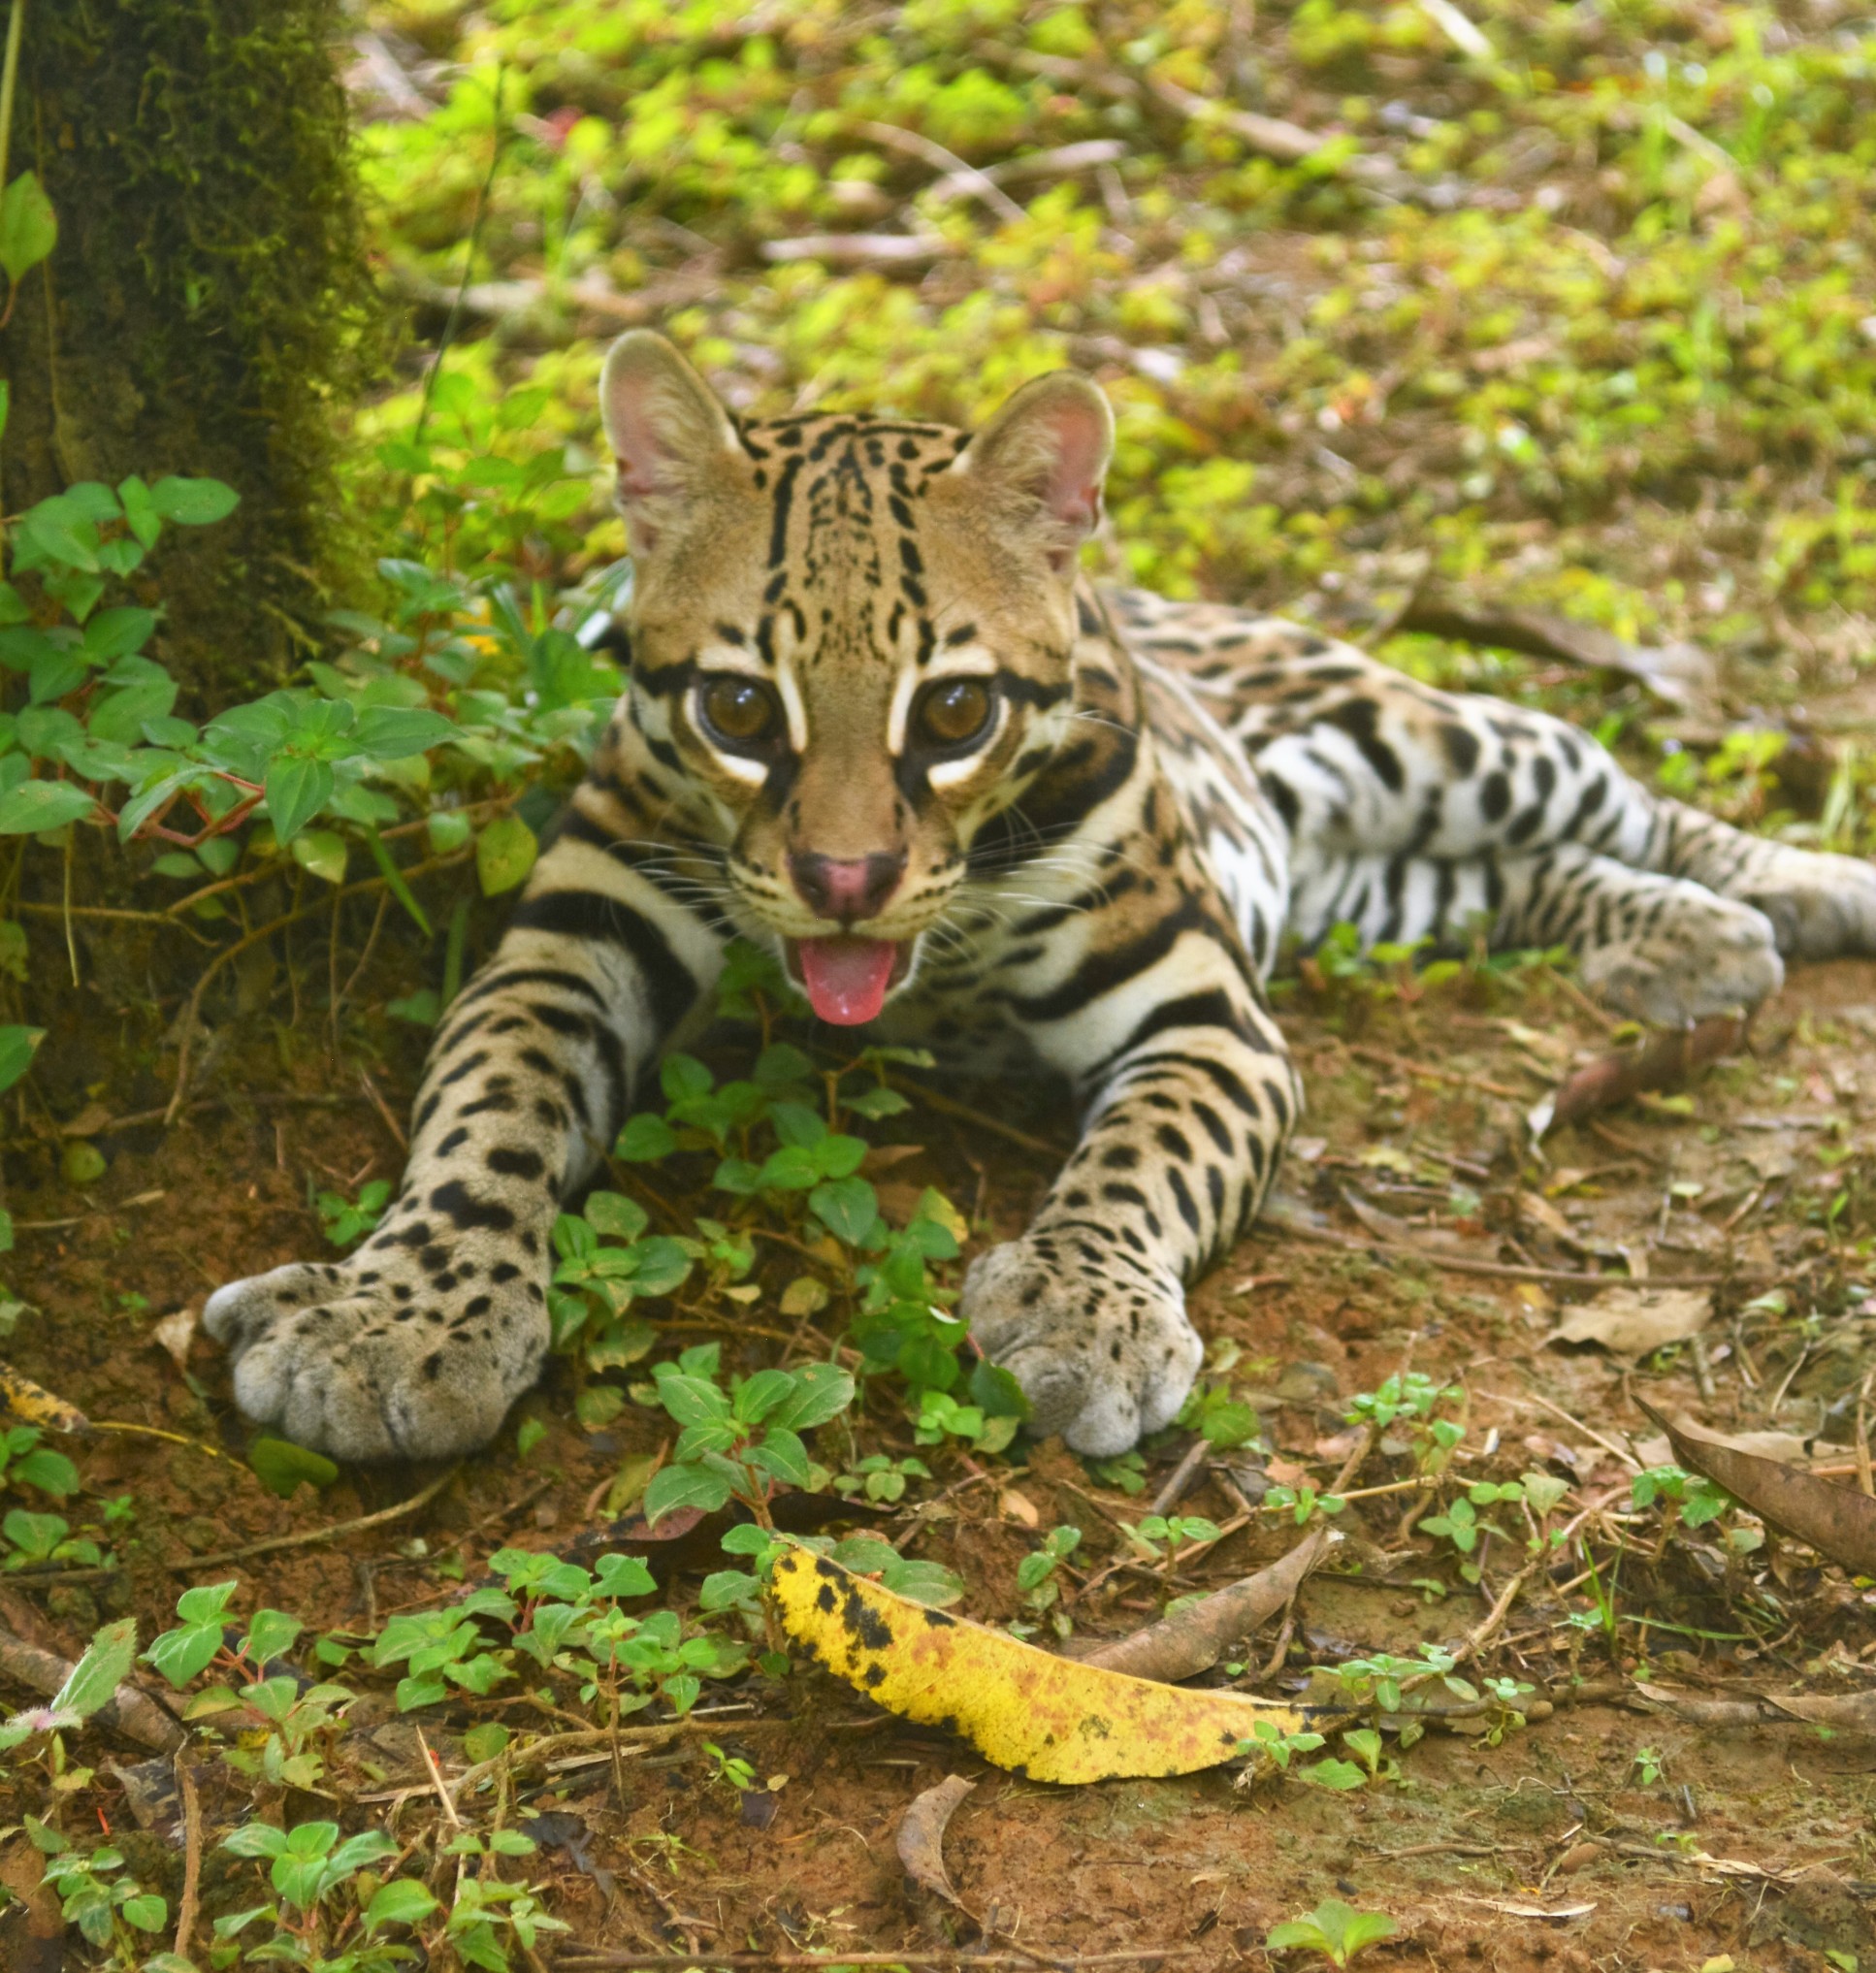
[955,372,1116,576]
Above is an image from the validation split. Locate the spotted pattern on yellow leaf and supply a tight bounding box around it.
[769,1544,1322,1785]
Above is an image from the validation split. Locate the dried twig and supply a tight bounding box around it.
[173,1753,202,1960]
[1259,1213,1753,1289]
[857,120,1023,220]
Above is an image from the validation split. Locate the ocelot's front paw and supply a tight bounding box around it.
[1581,889,1783,1025]
[203,1240,550,1463]
[961,1236,1202,1457]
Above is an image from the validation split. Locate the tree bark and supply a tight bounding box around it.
[0,0,379,712]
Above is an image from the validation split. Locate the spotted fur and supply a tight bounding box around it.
[205,336,1876,1459]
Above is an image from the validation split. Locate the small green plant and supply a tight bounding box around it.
[640,1342,856,1525]
[1119,1513,1224,1565]
[214,1820,426,1971]
[145,1585,355,1790]
[1267,1897,1399,1966]
[834,1452,932,1504]
[437,1829,569,1973]
[1016,1524,1084,1614]
[315,1179,393,1247]
[1237,1716,1327,1772]
[1632,1464,1733,1529]
[1632,1744,1666,1788]
[1,1507,104,1570]
[0,1422,80,1499]
[29,1823,168,1966]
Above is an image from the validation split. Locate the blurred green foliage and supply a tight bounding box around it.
[355,0,1876,670]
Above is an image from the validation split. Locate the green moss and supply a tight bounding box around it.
[1,0,381,709]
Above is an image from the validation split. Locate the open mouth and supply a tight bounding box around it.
[784,935,914,1025]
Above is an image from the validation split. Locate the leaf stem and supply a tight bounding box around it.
[0,0,24,195]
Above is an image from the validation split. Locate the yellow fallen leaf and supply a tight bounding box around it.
[0,1362,89,1434]
[769,1544,1324,1784]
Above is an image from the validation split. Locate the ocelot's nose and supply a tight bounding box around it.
[789,850,906,925]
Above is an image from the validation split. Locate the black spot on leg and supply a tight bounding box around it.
[487,1147,545,1181]
[429,1181,516,1233]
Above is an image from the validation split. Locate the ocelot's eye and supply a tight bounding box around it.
[698,676,782,751]
[915,678,995,750]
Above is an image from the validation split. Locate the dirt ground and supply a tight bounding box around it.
[6,899,1876,1970]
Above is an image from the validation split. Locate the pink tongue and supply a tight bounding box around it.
[797,937,897,1025]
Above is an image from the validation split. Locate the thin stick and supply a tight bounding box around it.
[172,1467,457,1571]
[173,1754,202,1961]
[557,1953,1213,1970]
[895,1079,1066,1157]
[415,1724,465,1830]
[1344,1043,1533,1102]
[0,0,24,193]
[1260,1215,1753,1289]
[358,1065,408,1151]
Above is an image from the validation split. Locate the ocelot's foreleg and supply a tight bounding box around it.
[204,791,727,1461]
[959,856,1300,1454]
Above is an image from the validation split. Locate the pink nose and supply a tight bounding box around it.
[790,851,905,924]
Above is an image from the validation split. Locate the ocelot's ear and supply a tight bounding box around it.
[598,332,742,552]
[956,372,1116,575]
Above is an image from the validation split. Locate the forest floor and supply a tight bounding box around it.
[8,876,1876,1968]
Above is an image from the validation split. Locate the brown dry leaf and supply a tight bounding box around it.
[1636,1401,1876,1576]
[896,1773,975,1911]
[150,1308,197,1374]
[1544,1286,1709,1358]
[997,1487,1040,1529]
[0,1363,89,1434]
[1082,1528,1341,1683]
[769,1545,1319,1784]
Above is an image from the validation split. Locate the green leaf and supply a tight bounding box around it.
[0,172,57,284]
[584,1190,650,1242]
[745,1426,811,1488]
[1302,1758,1370,1791]
[248,1437,339,1500]
[732,1369,798,1425]
[119,1892,168,1933]
[764,1362,856,1433]
[242,1608,303,1666]
[0,1024,44,1095]
[147,476,240,526]
[0,779,95,834]
[642,1461,733,1525]
[51,1617,137,1721]
[427,807,472,854]
[810,1175,878,1244]
[264,755,333,847]
[476,813,537,895]
[355,704,455,760]
[290,829,347,886]
[616,1112,678,1162]
[652,1369,732,1428]
[366,1879,440,1934]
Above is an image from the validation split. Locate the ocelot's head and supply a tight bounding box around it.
[599,331,1114,1025]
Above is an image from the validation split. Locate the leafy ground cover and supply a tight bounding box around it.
[3,0,1876,1968]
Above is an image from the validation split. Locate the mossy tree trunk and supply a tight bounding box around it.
[0,0,378,714]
